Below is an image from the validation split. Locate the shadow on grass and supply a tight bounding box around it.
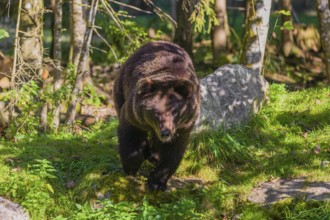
[0,121,151,204]
[188,108,330,191]
[276,109,330,132]
[0,119,209,211]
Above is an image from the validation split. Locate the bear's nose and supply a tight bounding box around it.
[160,128,171,138]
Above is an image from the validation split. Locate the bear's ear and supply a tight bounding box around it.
[174,80,193,98]
[137,78,155,96]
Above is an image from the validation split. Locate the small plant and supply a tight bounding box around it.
[5,81,42,138]
[0,29,9,40]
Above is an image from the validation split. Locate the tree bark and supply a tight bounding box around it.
[212,0,230,65]
[174,0,194,58]
[70,0,88,72]
[52,0,62,130]
[19,0,44,83]
[316,0,330,82]
[240,0,271,75]
[65,0,99,125]
[281,0,302,57]
[281,0,293,57]
[19,0,45,131]
[50,0,56,59]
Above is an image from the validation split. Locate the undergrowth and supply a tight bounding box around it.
[0,83,329,219]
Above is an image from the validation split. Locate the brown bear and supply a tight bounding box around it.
[113,41,200,190]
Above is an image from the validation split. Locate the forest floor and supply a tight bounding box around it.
[0,84,329,219]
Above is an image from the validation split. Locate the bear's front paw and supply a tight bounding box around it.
[147,179,166,191]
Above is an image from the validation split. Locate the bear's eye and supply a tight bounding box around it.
[138,83,156,96]
[174,84,191,98]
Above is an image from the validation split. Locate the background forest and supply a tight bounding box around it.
[0,0,329,219]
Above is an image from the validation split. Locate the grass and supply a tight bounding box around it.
[0,83,329,219]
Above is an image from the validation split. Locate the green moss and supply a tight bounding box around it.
[0,85,330,218]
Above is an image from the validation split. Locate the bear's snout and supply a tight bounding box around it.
[160,128,171,138]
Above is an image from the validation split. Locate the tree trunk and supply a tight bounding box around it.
[281,0,293,57]
[170,0,177,20]
[281,0,302,57]
[174,0,194,58]
[19,0,45,131]
[316,0,330,82]
[65,0,99,125]
[212,0,230,65]
[240,0,271,75]
[70,0,88,72]
[52,0,63,130]
[19,0,44,83]
[50,0,56,59]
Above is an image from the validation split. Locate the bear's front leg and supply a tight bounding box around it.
[118,118,149,176]
[147,130,191,191]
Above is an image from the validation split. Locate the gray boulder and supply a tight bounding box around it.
[0,197,29,220]
[194,64,268,132]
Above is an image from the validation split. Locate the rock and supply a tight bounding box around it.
[0,76,11,89]
[194,64,268,132]
[248,178,330,205]
[0,197,29,220]
[83,116,97,126]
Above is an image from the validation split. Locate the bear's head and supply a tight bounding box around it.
[134,75,199,142]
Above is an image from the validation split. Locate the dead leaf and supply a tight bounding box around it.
[302,132,308,138]
[313,144,321,154]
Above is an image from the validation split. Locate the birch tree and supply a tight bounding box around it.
[18,0,44,83]
[18,0,45,131]
[316,0,330,82]
[65,0,99,124]
[240,0,272,75]
[70,0,87,69]
[52,0,63,130]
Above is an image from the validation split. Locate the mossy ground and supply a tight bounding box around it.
[0,83,329,219]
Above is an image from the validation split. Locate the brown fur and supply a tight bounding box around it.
[113,41,200,190]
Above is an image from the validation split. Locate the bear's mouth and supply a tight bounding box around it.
[157,128,174,143]
[158,135,173,143]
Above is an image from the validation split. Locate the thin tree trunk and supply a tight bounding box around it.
[70,0,87,69]
[170,0,177,20]
[53,0,62,130]
[281,0,302,57]
[19,0,45,131]
[174,0,194,58]
[19,0,44,82]
[281,0,293,57]
[50,0,56,59]
[65,0,99,125]
[212,0,230,65]
[316,0,330,82]
[240,0,271,75]
[9,0,22,123]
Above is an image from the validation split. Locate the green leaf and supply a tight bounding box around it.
[275,10,291,16]
[280,21,294,31]
[0,29,9,40]
[45,183,54,194]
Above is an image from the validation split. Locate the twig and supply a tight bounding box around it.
[142,0,177,27]
[93,27,118,61]
[101,0,123,31]
[108,0,152,14]
[101,0,133,42]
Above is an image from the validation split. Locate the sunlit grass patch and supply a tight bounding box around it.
[0,84,329,219]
